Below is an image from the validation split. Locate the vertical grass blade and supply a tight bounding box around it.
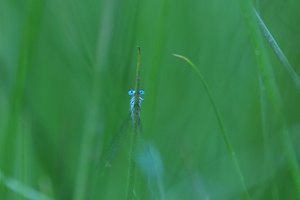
[73,1,116,199]
[1,0,45,197]
[127,47,143,200]
[126,126,139,200]
[173,54,251,199]
[238,0,300,197]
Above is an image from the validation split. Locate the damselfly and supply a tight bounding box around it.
[97,47,164,199]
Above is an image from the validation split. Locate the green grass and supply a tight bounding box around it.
[1,0,300,199]
[173,54,251,199]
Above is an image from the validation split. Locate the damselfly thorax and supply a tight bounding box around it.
[128,89,144,122]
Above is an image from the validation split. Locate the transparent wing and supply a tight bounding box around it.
[96,114,131,171]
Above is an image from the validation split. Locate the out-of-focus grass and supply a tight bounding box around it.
[0,0,299,199]
[173,54,251,199]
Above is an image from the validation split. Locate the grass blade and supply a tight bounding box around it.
[0,171,53,200]
[253,8,300,91]
[238,1,300,197]
[173,54,251,199]
[126,47,143,200]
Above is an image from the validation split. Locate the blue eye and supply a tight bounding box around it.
[139,90,145,95]
[128,90,135,95]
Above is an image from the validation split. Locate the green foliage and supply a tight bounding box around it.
[0,0,299,199]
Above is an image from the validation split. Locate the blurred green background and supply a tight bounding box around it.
[1,0,300,199]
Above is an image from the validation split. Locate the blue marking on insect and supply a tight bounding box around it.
[128,90,136,95]
[139,90,145,95]
[128,89,144,113]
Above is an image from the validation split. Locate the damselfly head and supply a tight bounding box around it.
[128,89,145,96]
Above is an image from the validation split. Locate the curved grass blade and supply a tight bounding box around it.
[253,8,300,91]
[173,54,251,200]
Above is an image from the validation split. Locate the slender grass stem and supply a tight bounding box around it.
[127,47,143,200]
[173,54,251,200]
[238,1,300,197]
[253,8,300,91]
[126,127,139,200]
